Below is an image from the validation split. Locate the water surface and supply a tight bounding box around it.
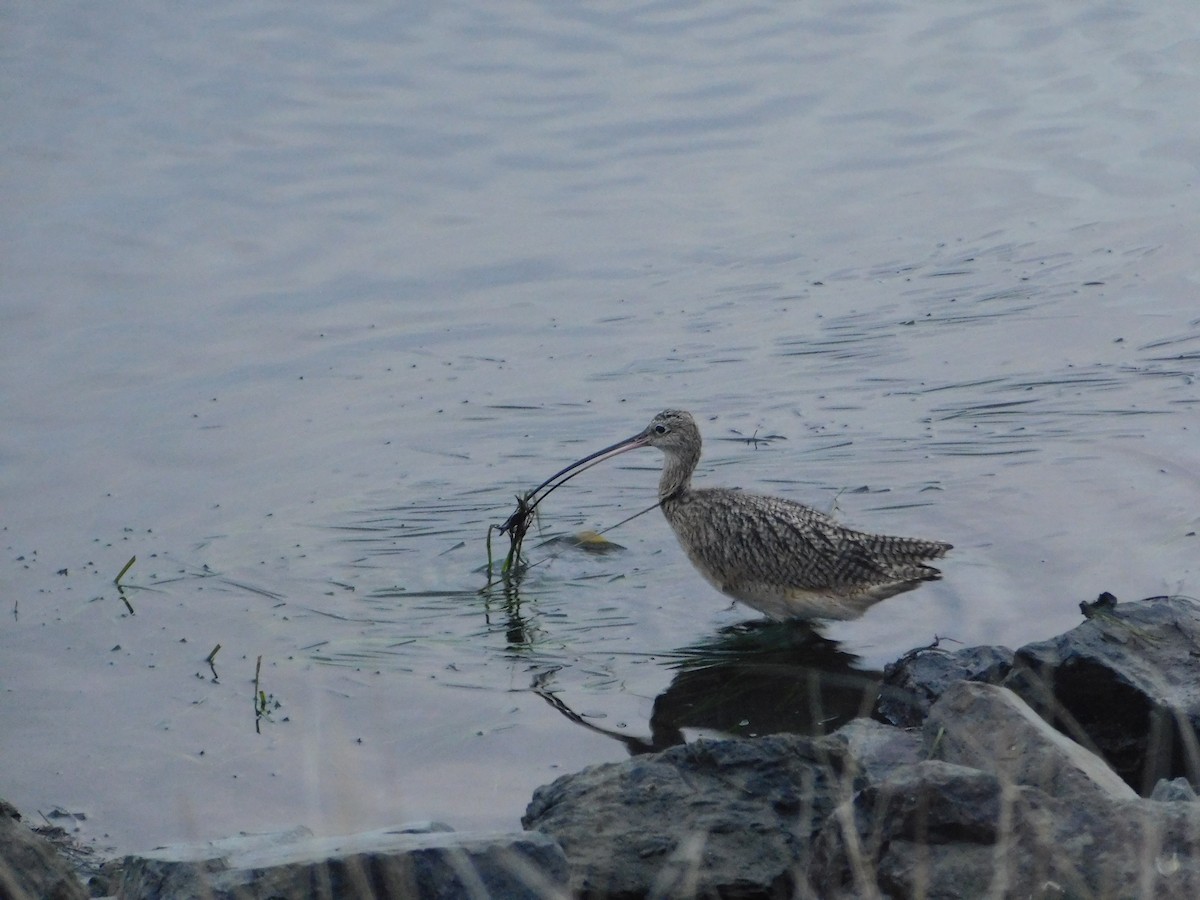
[2,0,1198,854]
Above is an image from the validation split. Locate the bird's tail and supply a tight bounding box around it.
[864,534,952,565]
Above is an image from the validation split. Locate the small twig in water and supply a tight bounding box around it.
[113,556,137,615]
[254,655,265,733]
[206,644,221,682]
[252,655,280,733]
[113,555,136,585]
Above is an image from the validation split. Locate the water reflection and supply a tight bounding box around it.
[479,573,535,647]
[532,620,884,755]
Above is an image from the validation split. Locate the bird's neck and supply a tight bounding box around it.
[658,447,699,502]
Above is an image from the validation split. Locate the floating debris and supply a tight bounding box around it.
[114,555,136,614]
[206,644,221,682]
[113,555,136,585]
[542,531,625,554]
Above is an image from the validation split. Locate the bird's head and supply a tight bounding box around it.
[636,409,700,456]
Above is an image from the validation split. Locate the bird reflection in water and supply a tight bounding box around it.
[531,620,886,755]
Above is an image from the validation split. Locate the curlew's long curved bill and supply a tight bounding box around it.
[530,427,652,496]
[499,426,652,536]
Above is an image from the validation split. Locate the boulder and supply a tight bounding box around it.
[819,717,925,785]
[1152,777,1199,803]
[522,723,921,898]
[117,825,568,900]
[925,681,1137,802]
[810,760,1200,899]
[1003,594,1200,794]
[875,643,1014,728]
[0,799,88,900]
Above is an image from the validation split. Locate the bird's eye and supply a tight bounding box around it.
[654,424,667,434]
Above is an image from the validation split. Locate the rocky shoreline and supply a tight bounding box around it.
[6,593,1200,899]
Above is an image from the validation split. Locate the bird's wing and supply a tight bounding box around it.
[672,489,891,590]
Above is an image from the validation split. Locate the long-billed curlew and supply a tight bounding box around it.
[528,409,951,621]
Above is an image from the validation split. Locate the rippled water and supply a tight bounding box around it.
[2,0,1198,854]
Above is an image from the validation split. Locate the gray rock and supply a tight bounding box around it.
[518,595,1200,898]
[1152,777,1198,803]
[118,826,567,900]
[811,761,1012,899]
[85,856,126,898]
[522,724,921,899]
[0,799,89,900]
[810,759,1200,899]
[1004,594,1200,794]
[926,681,1137,802]
[875,643,1014,728]
[818,717,923,784]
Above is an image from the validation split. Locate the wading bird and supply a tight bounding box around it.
[517,409,951,621]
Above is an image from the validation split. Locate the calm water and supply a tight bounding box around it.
[2,0,1198,855]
